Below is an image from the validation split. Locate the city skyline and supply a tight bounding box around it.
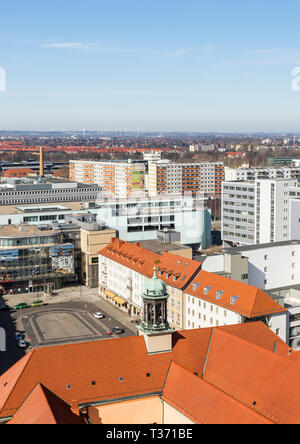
[1,1,300,131]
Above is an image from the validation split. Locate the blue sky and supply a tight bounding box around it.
[1,0,300,132]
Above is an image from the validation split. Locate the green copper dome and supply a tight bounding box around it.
[143,269,167,298]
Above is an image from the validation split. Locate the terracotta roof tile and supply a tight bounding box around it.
[162,362,274,424]
[203,328,300,424]
[8,384,86,424]
[99,238,201,290]
[186,270,287,318]
[0,322,297,423]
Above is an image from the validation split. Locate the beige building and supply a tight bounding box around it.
[81,227,116,288]
[98,238,202,329]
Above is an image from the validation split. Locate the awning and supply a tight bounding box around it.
[113,296,127,306]
[105,290,116,299]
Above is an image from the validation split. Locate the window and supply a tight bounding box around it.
[276,329,280,336]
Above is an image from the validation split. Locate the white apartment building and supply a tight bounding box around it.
[143,151,162,163]
[222,179,297,246]
[98,238,202,329]
[69,160,146,198]
[225,166,300,182]
[184,270,289,344]
[148,161,224,197]
[95,194,212,248]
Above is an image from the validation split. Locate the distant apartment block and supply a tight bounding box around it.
[222,179,297,246]
[225,166,300,182]
[148,161,224,197]
[0,177,100,205]
[69,160,146,198]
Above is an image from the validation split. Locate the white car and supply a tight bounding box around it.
[18,339,27,348]
[93,312,105,320]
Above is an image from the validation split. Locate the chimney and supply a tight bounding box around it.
[40,146,44,177]
[71,400,80,416]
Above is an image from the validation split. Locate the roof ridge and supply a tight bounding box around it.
[0,350,35,412]
[212,326,291,361]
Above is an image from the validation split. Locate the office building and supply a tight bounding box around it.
[222,179,297,246]
[0,177,101,206]
[225,166,300,182]
[95,194,212,249]
[0,224,76,293]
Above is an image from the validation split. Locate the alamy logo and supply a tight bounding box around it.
[292,68,300,92]
[0,327,6,352]
[0,67,6,92]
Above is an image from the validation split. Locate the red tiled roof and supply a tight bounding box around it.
[99,238,201,290]
[8,384,86,425]
[186,270,287,318]
[203,328,300,424]
[0,322,294,423]
[162,362,274,424]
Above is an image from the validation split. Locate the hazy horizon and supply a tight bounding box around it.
[1,1,300,132]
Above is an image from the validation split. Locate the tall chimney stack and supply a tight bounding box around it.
[40,146,44,177]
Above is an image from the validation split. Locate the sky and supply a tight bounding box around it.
[1,0,300,132]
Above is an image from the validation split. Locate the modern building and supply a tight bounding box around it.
[0,202,100,227]
[148,161,224,197]
[0,177,101,206]
[0,224,76,293]
[69,160,146,198]
[143,150,162,163]
[225,166,300,182]
[95,194,212,249]
[222,179,297,246]
[98,238,202,329]
[184,270,288,343]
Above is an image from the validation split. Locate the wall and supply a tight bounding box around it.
[163,401,194,425]
[87,396,162,424]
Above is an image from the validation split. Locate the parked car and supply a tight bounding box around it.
[93,312,105,320]
[15,331,23,341]
[17,339,27,349]
[31,300,45,307]
[13,303,30,310]
[112,327,124,335]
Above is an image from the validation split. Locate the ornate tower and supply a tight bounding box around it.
[138,268,175,354]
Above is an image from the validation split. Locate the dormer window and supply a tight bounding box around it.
[204,286,212,295]
[230,296,239,305]
[216,291,224,300]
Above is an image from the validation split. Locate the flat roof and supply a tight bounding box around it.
[0,224,60,238]
[136,239,191,254]
[223,240,300,254]
[0,202,97,215]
